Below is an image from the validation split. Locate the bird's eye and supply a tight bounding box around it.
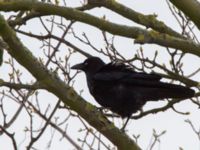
[84,62,88,66]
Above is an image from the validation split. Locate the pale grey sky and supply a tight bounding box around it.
[0,0,200,150]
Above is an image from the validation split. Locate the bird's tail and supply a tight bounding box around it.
[149,83,195,100]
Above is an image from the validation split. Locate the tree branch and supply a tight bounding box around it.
[88,0,185,39]
[169,0,200,30]
[0,80,45,90]
[0,14,141,150]
[0,1,199,57]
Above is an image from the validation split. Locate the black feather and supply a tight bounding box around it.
[71,57,195,118]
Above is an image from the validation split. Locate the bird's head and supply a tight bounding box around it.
[71,57,105,75]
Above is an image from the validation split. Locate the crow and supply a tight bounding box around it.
[71,57,195,129]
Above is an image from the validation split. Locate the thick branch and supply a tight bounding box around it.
[170,0,200,30]
[0,15,140,150]
[0,1,199,57]
[88,0,185,39]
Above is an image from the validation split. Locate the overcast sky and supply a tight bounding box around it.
[0,0,200,150]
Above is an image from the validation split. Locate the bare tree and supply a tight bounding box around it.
[0,0,199,149]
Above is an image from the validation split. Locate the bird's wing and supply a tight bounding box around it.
[93,62,162,81]
[94,69,183,90]
[93,69,194,100]
[92,62,194,102]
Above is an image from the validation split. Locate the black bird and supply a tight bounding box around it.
[71,57,195,128]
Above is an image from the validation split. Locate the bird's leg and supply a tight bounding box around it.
[121,117,130,132]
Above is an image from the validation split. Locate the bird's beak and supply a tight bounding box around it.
[71,63,84,70]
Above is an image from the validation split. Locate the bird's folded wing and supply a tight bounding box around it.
[93,71,162,82]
